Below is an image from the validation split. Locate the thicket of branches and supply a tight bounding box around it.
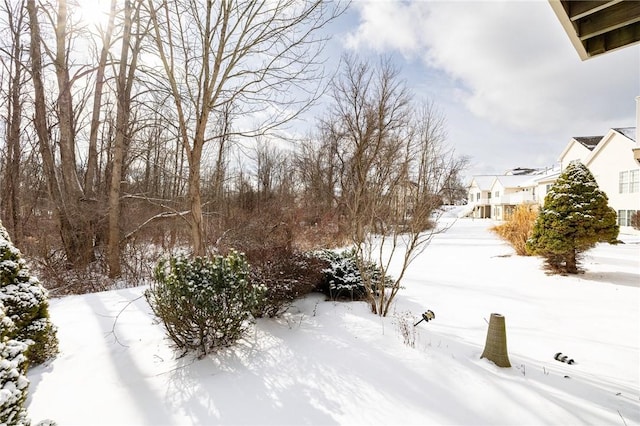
[0,0,468,297]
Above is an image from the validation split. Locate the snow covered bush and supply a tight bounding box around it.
[491,204,538,256]
[0,222,58,367]
[250,250,326,318]
[146,250,266,355]
[0,301,29,426]
[317,249,393,301]
[527,161,618,274]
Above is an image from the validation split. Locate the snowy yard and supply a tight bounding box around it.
[26,217,640,425]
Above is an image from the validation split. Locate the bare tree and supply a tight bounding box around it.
[294,131,340,222]
[327,56,465,316]
[84,0,117,198]
[0,0,28,245]
[106,0,146,278]
[146,0,343,256]
[27,0,100,268]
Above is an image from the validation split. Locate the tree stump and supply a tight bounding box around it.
[480,313,511,367]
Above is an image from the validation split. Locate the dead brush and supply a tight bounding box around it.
[393,310,417,348]
[491,205,538,256]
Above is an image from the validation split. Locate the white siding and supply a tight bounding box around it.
[586,132,640,214]
[560,141,591,170]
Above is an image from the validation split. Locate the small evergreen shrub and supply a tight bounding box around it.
[0,301,30,426]
[0,222,58,367]
[491,205,538,256]
[250,250,326,318]
[316,249,393,301]
[146,250,266,355]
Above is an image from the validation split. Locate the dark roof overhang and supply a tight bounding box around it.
[549,0,640,60]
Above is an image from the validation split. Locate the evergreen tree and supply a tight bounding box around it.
[527,161,618,274]
[0,221,58,366]
[0,301,30,426]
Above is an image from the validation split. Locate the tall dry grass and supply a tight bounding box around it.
[491,205,538,256]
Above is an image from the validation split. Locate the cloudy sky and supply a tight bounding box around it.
[326,0,640,178]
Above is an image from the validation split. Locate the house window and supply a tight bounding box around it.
[630,170,639,193]
[618,210,638,226]
[618,210,626,226]
[494,191,500,198]
[476,193,480,201]
[619,171,629,193]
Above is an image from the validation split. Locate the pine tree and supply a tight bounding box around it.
[0,221,58,366]
[526,161,618,274]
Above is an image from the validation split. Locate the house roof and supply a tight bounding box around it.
[469,176,496,191]
[583,127,637,167]
[548,0,640,60]
[493,175,536,189]
[573,136,603,150]
[532,170,561,184]
[613,127,636,142]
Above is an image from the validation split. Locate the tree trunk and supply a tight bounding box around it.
[85,0,117,198]
[188,156,205,257]
[2,3,25,244]
[566,248,578,274]
[28,0,94,268]
[107,0,141,278]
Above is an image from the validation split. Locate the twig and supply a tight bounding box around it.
[617,410,628,426]
[110,294,145,347]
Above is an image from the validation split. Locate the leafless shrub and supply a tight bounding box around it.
[631,211,640,230]
[393,310,416,348]
[491,205,538,256]
[249,249,327,318]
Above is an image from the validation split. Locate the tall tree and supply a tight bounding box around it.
[146,0,342,256]
[27,0,95,267]
[106,0,145,278]
[527,161,619,274]
[84,0,118,198]
[0,0,27,245]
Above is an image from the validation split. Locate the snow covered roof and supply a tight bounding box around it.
[532,170,561,184]
[573,136,603,150]
[469,175,496,190]
[613,127,636,142]
[492,175,535,190]
[469,165,561,191]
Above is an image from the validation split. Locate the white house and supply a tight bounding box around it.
[558,127,639,227]
[467,98,640,227]
[488,175,536,220]
[557,136,602,171]
[468,176,494,218]
[467,168,559,220]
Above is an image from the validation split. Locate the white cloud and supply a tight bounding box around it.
[345,0,640,137]
[344,1,427,57]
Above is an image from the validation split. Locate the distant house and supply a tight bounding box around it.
[488,175,537,220]
[467,127,639,227]
[467,176,494,218]
[467,168,558,221]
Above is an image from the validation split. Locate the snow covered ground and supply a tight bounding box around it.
[26,217,640,425]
